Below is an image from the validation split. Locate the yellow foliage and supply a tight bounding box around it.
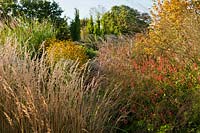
[134,0,200,57]
[151,0,189,27]
[46,40,88,65]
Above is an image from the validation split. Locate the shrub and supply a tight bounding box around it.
[46,39,89,65]
[0,18,56,56]
[85,48,97,59]
[97,31,200,132]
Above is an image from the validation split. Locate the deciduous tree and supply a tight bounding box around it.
[0,0,70,40]
[101,5,149,35]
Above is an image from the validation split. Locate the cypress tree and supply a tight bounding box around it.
[70,8,80,41]
[86,15,94,34]
[94,14,101,36]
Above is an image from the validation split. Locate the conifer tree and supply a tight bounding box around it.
[86,15,94,34]
[70,8,80,41]
[94,14,101,36]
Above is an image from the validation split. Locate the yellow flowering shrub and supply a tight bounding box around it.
[46,40,88,65]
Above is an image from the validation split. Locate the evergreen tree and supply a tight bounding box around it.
[94,14,101,36]
[70,8,80,41]
[70,20,76,41]
[86,15,94,34]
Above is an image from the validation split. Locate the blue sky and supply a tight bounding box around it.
[54,0,153,19]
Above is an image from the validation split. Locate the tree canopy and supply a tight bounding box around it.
[100,5,150,35]
[0,0,70,40]
[1,1,151,41]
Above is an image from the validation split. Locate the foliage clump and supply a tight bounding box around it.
[97,0,200,132]
[46,39,89,65]
[100,5,149,35]
[0,0,70,41]
[0,18,55,57]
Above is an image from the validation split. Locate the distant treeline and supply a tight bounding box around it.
[0,0,150,41]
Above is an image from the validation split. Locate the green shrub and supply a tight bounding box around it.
[0,18,56,56]
[85,48,97,59]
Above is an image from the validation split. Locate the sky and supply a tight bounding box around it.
[54,0,153,19]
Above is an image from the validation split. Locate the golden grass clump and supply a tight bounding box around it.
[0,38,126,133]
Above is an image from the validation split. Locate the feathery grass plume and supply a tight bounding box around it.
[0,17,56,57]
[0,36,128,132]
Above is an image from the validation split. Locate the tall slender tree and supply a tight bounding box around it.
[86,15,94,34]
[70,8,80,41]
[94,14,101,36]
